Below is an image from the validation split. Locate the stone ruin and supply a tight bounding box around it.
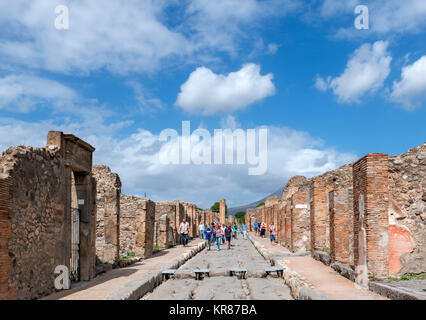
[260,142,426,285]
[93,166,121,265]
[119,194,155,258]
[0,131,97,300]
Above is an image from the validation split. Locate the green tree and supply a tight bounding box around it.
[256,202,264,208]
[210,201,227,214]
[234,211,246,225]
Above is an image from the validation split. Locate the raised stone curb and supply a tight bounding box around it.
[368,282,422,300]
[247,233,330,300]
[330,262,355,282]
[313,250,331,266]
[107,241,206,300]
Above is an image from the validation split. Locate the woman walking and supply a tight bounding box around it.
[269,222,276,244]
[215,225,223,250]
[260,222,266,238]
[225,224,233,249]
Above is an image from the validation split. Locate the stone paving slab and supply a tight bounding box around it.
[370,279,426,300]
[143,238,294,300]
[42,239,204,300]
[249,233,388,300]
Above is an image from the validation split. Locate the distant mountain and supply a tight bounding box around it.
[227,187,282,216]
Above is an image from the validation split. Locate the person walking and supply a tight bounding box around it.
[225,224,232,249]
[253,221,258,235]
[198,223,205,239]
[179,219,190,246]
[221,224,226,244]
[232,223,238,240]
[242,223,247,240]
[204,225,213,251]
[215,226,222,250]
[269,222,276,244]
[260,221,266,238]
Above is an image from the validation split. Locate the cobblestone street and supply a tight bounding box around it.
[143,238,293,300]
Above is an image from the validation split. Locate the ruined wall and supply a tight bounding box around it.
[290,190,310,253]
[155,202,176,247]
[388,143,426,275]
[0,146,66,300]
[329,188,353,265]
[119,195,155,258]
[353,154,389,284]
[310,163,353,254]
[0,131,97,300]
[93,166,121,265]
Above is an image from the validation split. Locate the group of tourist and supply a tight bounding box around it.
[178,218,248,251]
[178,218,277,250]
[253,221,277,245]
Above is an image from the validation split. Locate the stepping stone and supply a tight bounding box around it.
[229,268,247,279]
[265,266,285,278]
[194,269,210,280]
[162,269,176,280]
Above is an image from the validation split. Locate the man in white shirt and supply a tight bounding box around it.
[220,224,226,244]
[179,219,190,246]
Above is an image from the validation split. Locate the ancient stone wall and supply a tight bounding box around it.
[353,154,389,284]
[290,190,310,253]
[309,163,353,254]
[93,166,121,265]
[155,202,177,247]
[0,131,96,300]
[119,195,155,258]
[329,188,353,265]
[388,143,425,275]
[0,146,66,300]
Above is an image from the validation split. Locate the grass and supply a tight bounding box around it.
[323,248,331,255]
[153,245,165,250]
[388,273,426,282]
[120,250,135,260]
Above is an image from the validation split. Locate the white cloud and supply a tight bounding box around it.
[0,74,77,112]
[315,41,391,103]
[184,0,300,55]
[317,0,426,37]
[126,81,165,113]
[267,43,279,55]
[0,116,357,208]
[175,64,276,114]
[391,56,426,110]
[0,0,300,75]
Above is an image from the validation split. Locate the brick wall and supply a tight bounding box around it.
[353,154,389,284]
[290,191,310,253]
[310,179,328,254]
[329,188,353,265]
[284,203,291,248]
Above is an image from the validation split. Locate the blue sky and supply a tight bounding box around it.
[0,0,425,208]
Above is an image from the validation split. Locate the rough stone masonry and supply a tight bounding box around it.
[0,131,97,300]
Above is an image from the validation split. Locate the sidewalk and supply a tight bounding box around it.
[250,233,387,300]
[43,239,204,300]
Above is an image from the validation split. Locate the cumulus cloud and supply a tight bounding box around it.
[391,56,426,110]
[315,41,391,103]
[316,0,426,37]
[0,116,357,208]
[0,74,77,112]
[175,64,276,114]
[0,0,300,75]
